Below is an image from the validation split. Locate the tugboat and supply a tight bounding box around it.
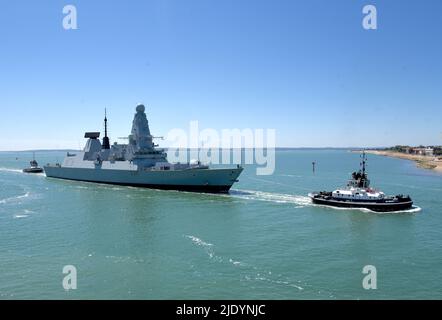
[308,151,413,212]
[23,152,44,173]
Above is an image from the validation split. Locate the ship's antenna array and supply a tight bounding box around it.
[102,108,111,149]
[360,150,367,176]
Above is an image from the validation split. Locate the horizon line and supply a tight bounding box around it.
[1,146,440,153]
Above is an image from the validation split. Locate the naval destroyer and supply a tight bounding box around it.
[44,104,243,192]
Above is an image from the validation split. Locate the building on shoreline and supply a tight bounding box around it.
[407,147,434,156]
[388,146,441,157]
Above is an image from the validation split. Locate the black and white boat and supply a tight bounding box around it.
[308,151,413,212]
[23,153,44,173]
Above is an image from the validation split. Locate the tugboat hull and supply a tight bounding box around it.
[309,193,413,212]
[23,168,44,173]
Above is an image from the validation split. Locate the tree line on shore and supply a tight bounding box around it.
[386,145,442,156]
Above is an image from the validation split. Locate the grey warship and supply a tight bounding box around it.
[44,104,243,193]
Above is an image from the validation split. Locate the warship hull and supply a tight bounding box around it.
[44,165,243,193]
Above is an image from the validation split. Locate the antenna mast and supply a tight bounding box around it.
[361,150,367,176]
[102,108,110,150]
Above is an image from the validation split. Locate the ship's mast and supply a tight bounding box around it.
[102,108,110,150]
[361,150,367,176]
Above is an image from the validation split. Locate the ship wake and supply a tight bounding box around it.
[184,235,306,292]
[0,167,23,174]
[0,192,30,204]
[229,189,312,207]
[185,234,342,298]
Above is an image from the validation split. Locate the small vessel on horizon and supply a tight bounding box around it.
[308,151,413,212]
[23,152,44,173]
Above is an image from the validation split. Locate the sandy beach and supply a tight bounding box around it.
[363,150,442,173]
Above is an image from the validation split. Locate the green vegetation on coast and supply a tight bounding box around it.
[363,146,442,172]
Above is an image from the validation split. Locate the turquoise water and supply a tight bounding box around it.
[0,149,441,299]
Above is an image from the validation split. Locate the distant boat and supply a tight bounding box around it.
[23,153,44,173]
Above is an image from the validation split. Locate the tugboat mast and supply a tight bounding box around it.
[361,150,367,176]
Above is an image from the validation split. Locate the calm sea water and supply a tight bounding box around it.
[0,149,441,299]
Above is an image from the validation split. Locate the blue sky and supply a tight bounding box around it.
[0,0,441,150]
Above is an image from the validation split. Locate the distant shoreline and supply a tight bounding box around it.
[362,150,442,173]
[0,147,386,153]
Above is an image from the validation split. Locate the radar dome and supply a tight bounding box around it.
[136,104,145,113]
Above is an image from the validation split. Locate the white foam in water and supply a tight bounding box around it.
[389,206,422,214]
[186,235,305,291]
[0,167,45,178]
[253,276,304,291]
[0,167,23,174]
[17,192,30,199]
[279,174,302,178]
[229,258,245,267]
[13,214,29,219]
[12,208,35,219]
[229,189,313,206]
[0,192,30,204]
[185,235,218,260]
[185,235,213,247]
